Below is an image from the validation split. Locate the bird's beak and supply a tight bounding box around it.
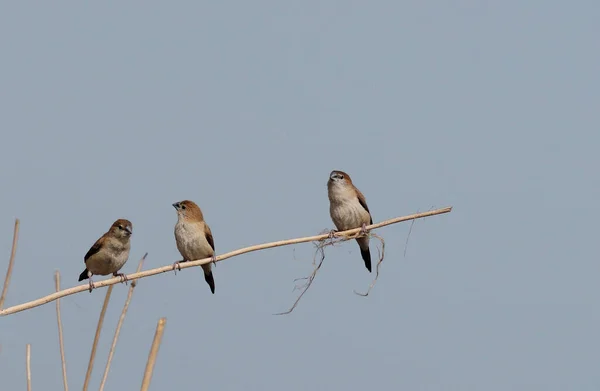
[172,203,179,209]
[125,227,132,235]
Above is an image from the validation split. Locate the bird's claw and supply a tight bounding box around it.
[211,255,217,267]
[328,229,338,240]
[172,261,182,274]
[359,223,369,237]
[88,280,95,293]
[114,272,128,285]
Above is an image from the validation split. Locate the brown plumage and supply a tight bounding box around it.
[327,170,373,272]
[78,219,133,292]
[172,200,216,294]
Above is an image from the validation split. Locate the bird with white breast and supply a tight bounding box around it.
[327,170,373,273]
[172,200,217,294]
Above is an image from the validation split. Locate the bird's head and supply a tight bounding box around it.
[172,200,204,222]
[109,219,133,238]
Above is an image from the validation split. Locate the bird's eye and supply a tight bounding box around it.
[118,225,123,230]
[181,204,186,210]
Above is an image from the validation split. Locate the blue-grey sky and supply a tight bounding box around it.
[1,2,599,390]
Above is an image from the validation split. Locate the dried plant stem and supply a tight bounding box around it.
[140,317,167,391]
[54,272,69,391]
[82,285,114,391]
[26,343,31,391]
[0,207,452,317]
[99,254,148,391]
[274,242,327,315]
[0,219,20,309]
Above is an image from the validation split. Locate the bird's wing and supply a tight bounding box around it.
[356,189,373,224]
[204,223,215,252]
[84,235,106,262]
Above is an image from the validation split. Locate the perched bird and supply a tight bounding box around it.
[327,170,373,272]
[78,219,133,292]
[172,200,217,294]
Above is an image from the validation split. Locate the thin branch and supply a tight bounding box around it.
[0,219,20,309]
[55,271,69,391]
[0,207,452,316]
[99,254,148,391]
[140,317,167,391]
[82,285,114,391]
[26,343,31,391]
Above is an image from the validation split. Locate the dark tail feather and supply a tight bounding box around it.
[360,247,372,273]
[204,270,215,294]
[78,269,89,281]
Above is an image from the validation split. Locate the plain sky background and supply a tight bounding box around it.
[0,2,599,390]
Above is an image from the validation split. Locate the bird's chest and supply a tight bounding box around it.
[175,222,210,260]
[330,199,370,231]
[86,244,129,275]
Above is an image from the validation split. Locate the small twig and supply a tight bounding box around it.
[140,317,167,391]
[26,343,31,391]
[354,232,386,296]
[99,254,148,391]
[0,207,453,317]
[83,285,114,391]
[0,219,20,309]
[404,213,418,258]
[274,242,327,315]
[55,272,69,391]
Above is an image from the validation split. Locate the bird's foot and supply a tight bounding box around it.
[211,254,217,267]
[172,261,183,274]
[328,229,338,240]
[88,279,95,293]
[359,223,369,237]
[114,272,129,285]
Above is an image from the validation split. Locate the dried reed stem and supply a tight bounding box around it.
[54,271,69,391]
[0,219,20,309]
[140,317,167,391]
[26,343,31,391]
[0,207,452,316]
[98,254,148,391]
[82,285,114,391]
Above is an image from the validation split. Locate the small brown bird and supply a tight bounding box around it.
[172,200,217,294]
[78,219,133,292]
[327,170,373,272]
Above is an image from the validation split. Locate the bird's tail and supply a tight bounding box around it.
[360,248,372,273]
[202,265,216,294]
[357,238,372,273]
[78,268,89,281]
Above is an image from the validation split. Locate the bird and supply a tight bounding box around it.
[327,170,373,272]
[78,219,133,292]
[172,200,217,294]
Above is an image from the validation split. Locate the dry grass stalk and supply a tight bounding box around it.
[0,207,452,317]
[140,317,167,391]
[54,271,69,391]
[82,285,114,391]
[98,254,148,391]
[26,343,31,391]
[273,238,328,315]
[277,227,387,314]
[0,219,20,309]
